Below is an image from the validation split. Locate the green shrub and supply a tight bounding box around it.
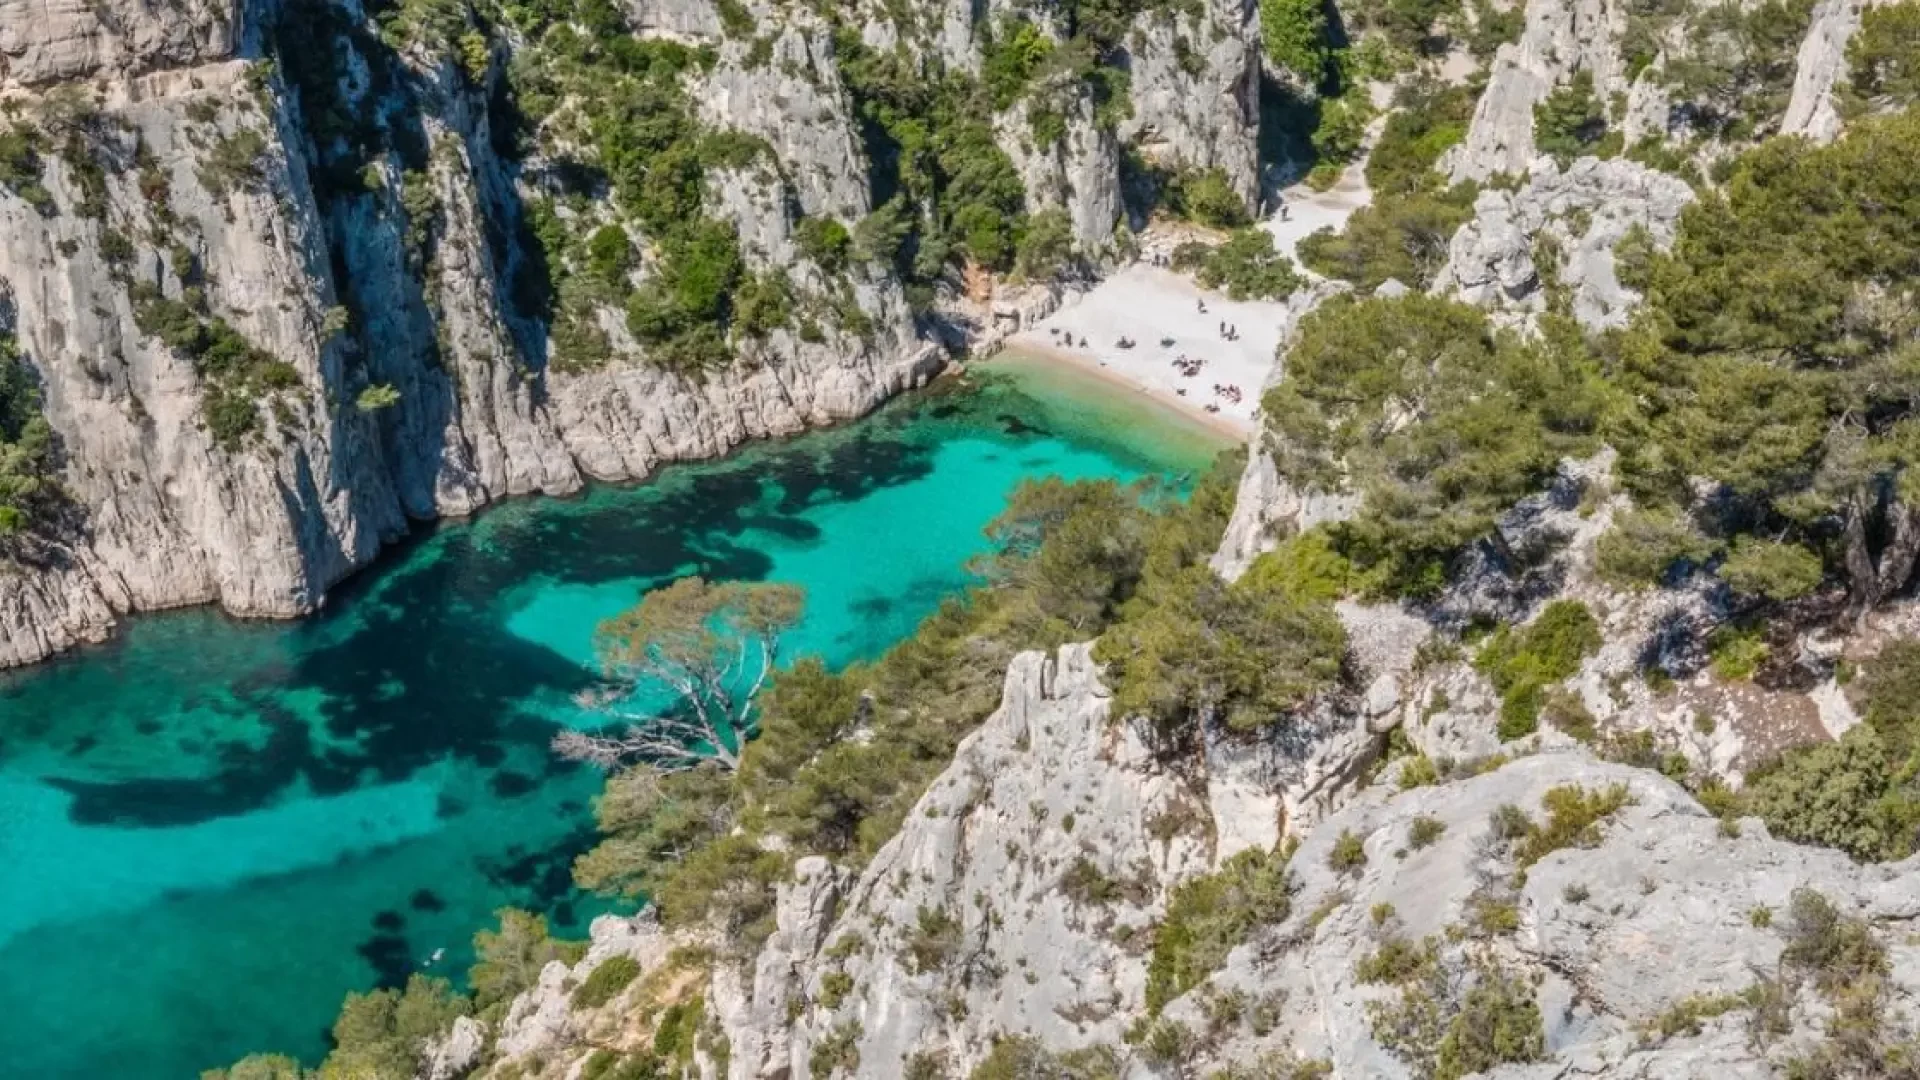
[1594,508,1716,587]
[1720,536,1824,601]
[1188,229,1303,301]
[1779,888,1887,992]
[811,1020,862,1079]
[1260,0,1332,82]
[1366,82,1473,199]
[1708,623,1770,681]
[1511,783,1634,870]
[1475,601,1602,739]
[1846,1,1920,111]
[1329,828,1368,872]
[1145,846,1292,1012]
[1295,184,1474,289]
[571,954,641,1009]
[1407,815,1446,850]
[1398,754,1440,789]
[1356,934,1439,984]
[1533,71,1607,165]
[0,336,57,534]
[355,384,402,412]
[1174,167,1251,229]
[795,216,852,272]
[1433,965,1546,1078]
[903,905,963,974]
[1242,528,1353,604]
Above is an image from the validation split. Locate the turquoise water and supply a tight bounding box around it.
[0,370,1222,1079]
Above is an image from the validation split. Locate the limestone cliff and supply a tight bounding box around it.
[0,0,1268,669]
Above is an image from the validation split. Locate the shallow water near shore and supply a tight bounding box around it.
[0,370,1224,1078]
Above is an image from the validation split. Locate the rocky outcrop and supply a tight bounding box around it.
[1123,0,1263,207]
[0,0,236,86]
[1434,157,1694,330]
[470,637,1920,1078]
[1781,0,1870,142]
[1446,0,1628,182]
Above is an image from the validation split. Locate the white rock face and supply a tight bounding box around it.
[1434,157,1695,330]
[1446,0,1629,182]
[0,0,236,86]
[1781,0,1870,143]
[1123,0,1263,206]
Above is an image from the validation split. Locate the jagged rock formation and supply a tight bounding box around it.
[1444,0,1628,182]
[1781,0,1872,141]
[465,635,1920,1079]
[1433,158,1694,330]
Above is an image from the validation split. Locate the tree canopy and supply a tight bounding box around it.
[552,577,805,773]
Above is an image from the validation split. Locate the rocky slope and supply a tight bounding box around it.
[0,0,1267,669]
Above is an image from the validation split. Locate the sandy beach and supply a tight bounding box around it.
[1001,162,1374,436]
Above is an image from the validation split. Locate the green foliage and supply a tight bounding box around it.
[1720,536,1824,601]
[571,953,642,1009]
[1663,0,1818,140]
[0,336,56,537]
[835,35,1031,275]
[469,909,582,1012]
[981,19,1057,110]
[1171,166,1252,229]
[129,283,299,449]
[1845,1,1920,112]
[1096,564,1348,739]
[1346,0,1464,53]
[319,975,468,1080]
[0,126,54,213]
[1594,507,1717,587]
[1475,602,1603,739]
[1432,966,1547,1079]
[1181,229,1303,301]
[1307,91,1375,185]
[1510,783,1634,871]
[1145,846,1293,1012]
[903,904,963,973]
[1779,888,1888,992]
[1533,71,1608,165]
[1266,300,1604,598]
[1328,829,1368,871]
[1296,185,1476,290]
[1407,815,1446,850]
[585,224,634,287]
[795,216,852,273]
[1241,528,1353,604]
[1260,0,1332,83]
[1357,935,1439,985]
[811,1020,862,1080]
[1367,81,1473,200]
[355,384,402,412]
[1613,108,1920,613]
[203,1054,305,1080]
[1707,623,1770,680]
[1014,208,1075,281]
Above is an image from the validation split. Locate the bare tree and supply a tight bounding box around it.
[553,576,805,773]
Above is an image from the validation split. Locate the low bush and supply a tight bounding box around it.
[1146,846,1293,1012]
[571,954,641,1009]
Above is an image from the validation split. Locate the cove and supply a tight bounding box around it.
[0,366,1225,1079]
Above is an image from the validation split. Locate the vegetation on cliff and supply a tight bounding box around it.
[0,335,57,536]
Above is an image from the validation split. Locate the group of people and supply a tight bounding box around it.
[1217,321,1241,342]
[1213,383,1244,404]
[1047,327,1091,349]
[1170,354,1205,378]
